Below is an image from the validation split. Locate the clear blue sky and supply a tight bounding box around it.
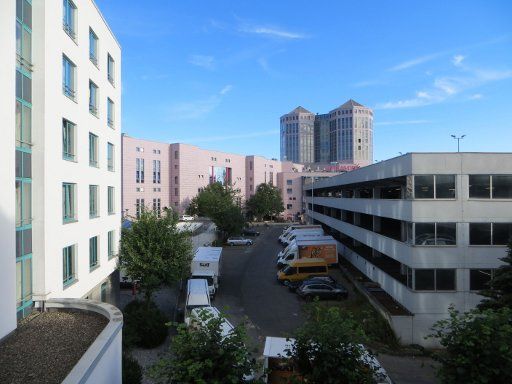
[96,0,512,161]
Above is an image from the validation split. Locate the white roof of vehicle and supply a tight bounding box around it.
[191,306,234,338]
[296,237,336,246]
[263,337,295,358]
[193,247,223,262]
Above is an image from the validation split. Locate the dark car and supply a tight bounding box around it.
[296,281,348,301]
[242,228,260,237]
[285,275,337,292]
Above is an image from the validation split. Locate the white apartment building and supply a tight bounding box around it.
[305,153,512,346]
[1,0,121,340]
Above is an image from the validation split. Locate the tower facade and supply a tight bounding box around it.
[280,106,315,163]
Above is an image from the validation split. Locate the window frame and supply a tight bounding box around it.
[89,132,98,167]
[89,185,99,218]
[107,54,115,85]
[108,230,115,259]
[88,80,99,116]
[469,222,512,246]
[62,119,76,161]
[413,174,456,200]
[107,142,115,171]
[107,98,115,128]
[62,0,77,41]
[62,55,76,100]
[62,182,77,223]
[89,28,98,66]
[413,268,457,291]
[412,222,457,246]
[89,236,99,271]
[469,174,512,200]
[108,186,115,215]
[63,244,77,287]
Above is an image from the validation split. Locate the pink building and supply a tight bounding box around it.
[122,135,170,218]
[122,135,339,219]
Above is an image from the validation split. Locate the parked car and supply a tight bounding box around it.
[227,237,253,246]
[180,214,195,221]
[242,228,260,237]
[296,281,348,301]
[285,275,337,292]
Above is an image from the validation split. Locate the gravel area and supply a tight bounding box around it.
[0,310,108,384]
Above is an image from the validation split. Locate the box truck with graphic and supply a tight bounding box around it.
[190,247,222,298]
[277,237,338,269]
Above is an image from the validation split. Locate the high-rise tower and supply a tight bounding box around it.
[280,106,315,163]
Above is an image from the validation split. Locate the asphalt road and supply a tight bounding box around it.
[215,225,305,346]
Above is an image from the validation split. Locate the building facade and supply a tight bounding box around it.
[305,153,512,346]
[1,0,122,340]
[280,106,315,164]
[122,136,339,220]
[280,100,373,167]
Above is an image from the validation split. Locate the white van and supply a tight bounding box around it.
[185,279,211,325]
[279,225,321,243]
[282,228,324,246]
[191,247,222,298]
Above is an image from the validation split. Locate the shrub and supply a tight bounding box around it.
[122,352,143,384]
[123,300,168,349]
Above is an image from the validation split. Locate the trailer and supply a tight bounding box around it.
[277,237,338,268]
[190,247,222,298]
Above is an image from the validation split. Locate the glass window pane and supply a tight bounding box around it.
[470,269,492,291]
[415,175,434,198]
[492,175,512,199]
[16,22,22,56]
[16,0,22,20]
[436,223,456,245]
[16,181,21,225]
[23,152,31,178]
[435,175,455,198]
[16,150,22,178]
[23,229,32,255]
[493,223,512,245]
[23,0,32,28]
[16,231,22,258]
[22,75,31,103]
[469,223,492,245]
[415,269,435,290]
[469,175,490,198]
[436,269,455,290]
[22,182,31,224]
[415,223,435,245]
[22,104,31,146]
[22,28,31,63]
[23,258,32,299]
[16,262,22,306]
[16,101,22,145]
[16,71,22,98]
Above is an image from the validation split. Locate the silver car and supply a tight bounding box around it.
[226,237,253,246]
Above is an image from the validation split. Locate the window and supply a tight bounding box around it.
[153,160,161,184]
[89,80,98,116]
[16,228,32,259]
[62,119,76,161]
[107,142,114,171]
[89,236,99,270]
[89,133,98,167]
[287,204,293,209]
[136,198,145,219]
[62,0,76,40]
[175,188,179,196]
[62,183,76,223]
[470,175,512,199]
[108,186,115,214]
[174,150,179,159]
[287,188,293,194]
[16,70,32,103]
[107,54,115,85]
[62,244,76,287]
[16,0,32,67]
[470,269,494,291]
[136,158,144,183]
[414,222,456,245]
[470,223,512,245]
[15,179,31,227]
[16,100,32,149]
[89,185,98,218]
[107,98,114,128]
[108,230,115,259]
[89,28,98,65]
[287,180,293,185]
[414,175,455,199]
[62,55,76,99]
[414,269,456,291]
[153,198,161,217]
[174,176,178,184]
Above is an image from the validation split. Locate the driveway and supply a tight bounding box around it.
[215,225,439,384]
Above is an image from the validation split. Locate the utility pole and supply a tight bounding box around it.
[451,134,466,152]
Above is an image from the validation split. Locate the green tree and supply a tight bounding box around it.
[286,302,377,384]
[187,182,245,238]
[478,241,512,310]
[246,183,284,221]
[428,306,512,384]
[119,207,193,305]
[150,309,258,384]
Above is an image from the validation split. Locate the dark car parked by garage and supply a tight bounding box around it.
[285,275,338,292]
[242,228,260,237]
[296,281,348,301]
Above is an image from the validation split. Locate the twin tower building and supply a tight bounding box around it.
[280,99,373,167]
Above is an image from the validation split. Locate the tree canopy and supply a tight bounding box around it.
[478,241,512,310]
[286,302,377,384]
[246,183,284,221]
[187,182,245,237]
[150,309,258,384]
[119,208,193,303]
[428,306,512,384]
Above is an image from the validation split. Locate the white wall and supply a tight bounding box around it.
[0,0,18,340]
[31,0,121,301]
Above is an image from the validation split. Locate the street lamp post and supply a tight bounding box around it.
[451,134,466,152]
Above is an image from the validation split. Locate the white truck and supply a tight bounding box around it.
[277,237,338,269]
[190,247,222,298]
[184,278,211,325]
[277,235,335,259]
[279,225,322,243]
[281,228,324,246]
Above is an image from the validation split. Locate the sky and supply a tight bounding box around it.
[95,0,512,161]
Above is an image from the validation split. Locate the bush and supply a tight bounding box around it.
[122,352,143,384]
[123,300,168,348]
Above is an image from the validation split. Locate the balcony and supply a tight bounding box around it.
[0,299,122,384]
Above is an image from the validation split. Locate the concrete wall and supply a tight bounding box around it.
[121,135,171,217]
[0,0,18,340]
[31,0,121,302]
